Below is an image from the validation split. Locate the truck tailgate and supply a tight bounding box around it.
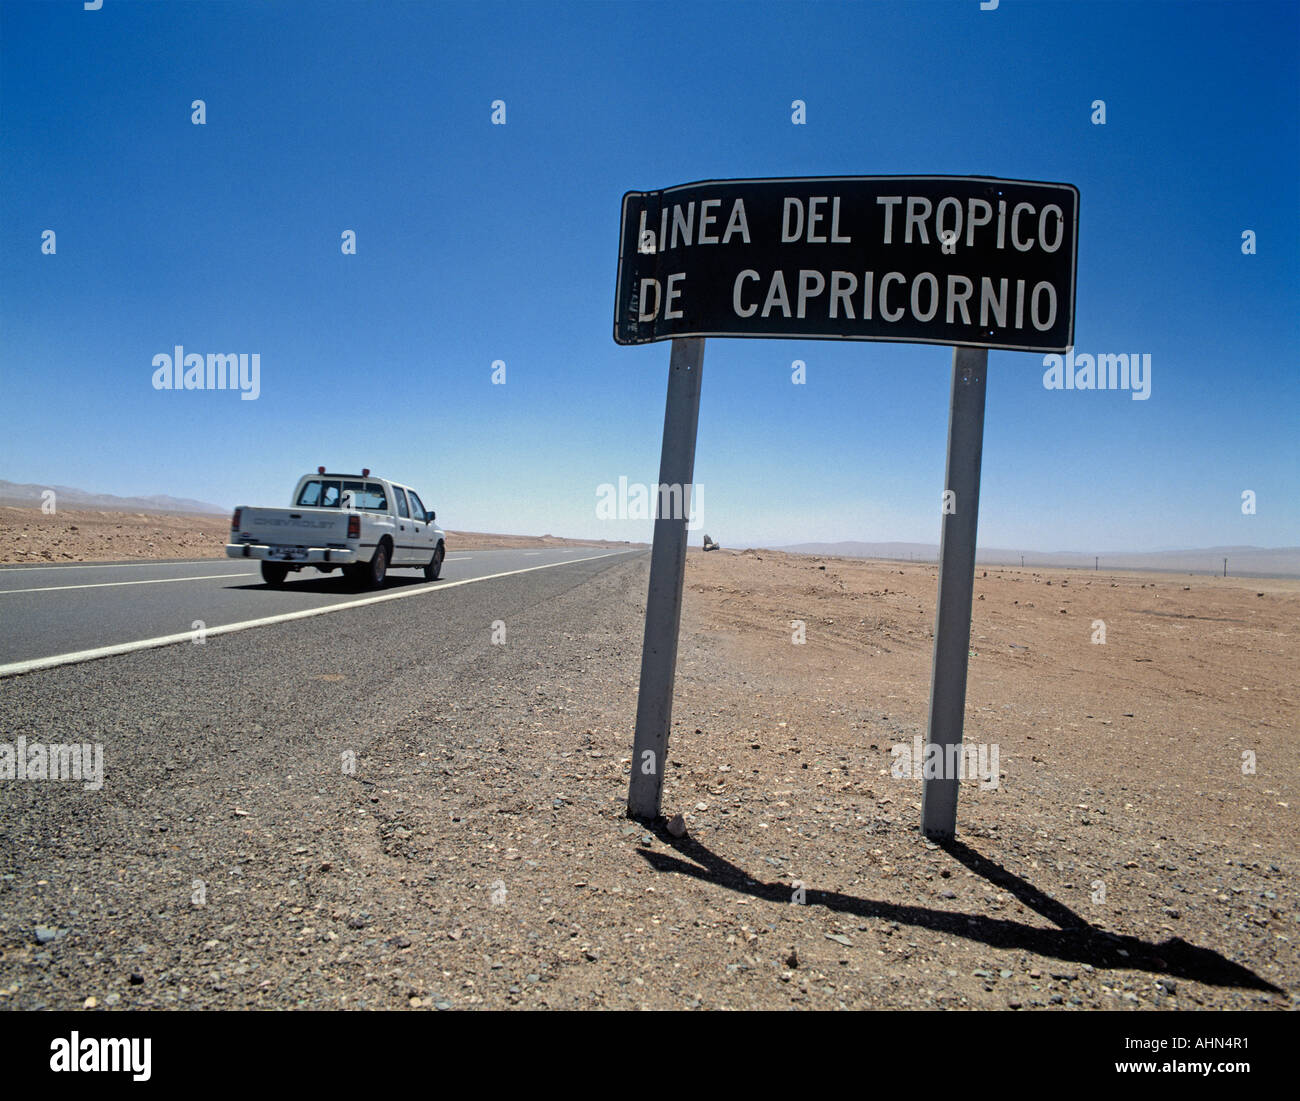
[236,507,350,548]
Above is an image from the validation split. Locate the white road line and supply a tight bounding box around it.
[445,556,473,561]
[0,573,255,595]
[0,551,633,679]
[0,551,507,572]
[0,560,233,573]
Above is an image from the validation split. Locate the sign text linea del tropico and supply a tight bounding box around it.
[614,176,1079,353]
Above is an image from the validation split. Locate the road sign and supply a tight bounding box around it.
[614,175,1078,353]
[618,175,1080,840]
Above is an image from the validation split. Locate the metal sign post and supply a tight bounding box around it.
[920,346,988,839]
[627,337,705,820]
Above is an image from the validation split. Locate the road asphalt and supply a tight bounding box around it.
[0,547,643,673]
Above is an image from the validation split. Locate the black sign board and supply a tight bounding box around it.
[614,175,1079,353]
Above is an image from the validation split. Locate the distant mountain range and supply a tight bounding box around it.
[776,541,1300,578]
[0,480,227,516]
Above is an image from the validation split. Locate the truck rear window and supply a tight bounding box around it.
[296,479,388,511]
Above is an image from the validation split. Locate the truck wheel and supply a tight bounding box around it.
[261,561,289,587]
[367,541,390,589]
[424,543,444,581]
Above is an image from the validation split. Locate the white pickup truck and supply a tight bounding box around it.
[226,469,446,588]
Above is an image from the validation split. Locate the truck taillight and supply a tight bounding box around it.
[231,508,242,531]
[347,514,360,539]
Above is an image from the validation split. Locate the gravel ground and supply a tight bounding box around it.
[0,551,1294,1010]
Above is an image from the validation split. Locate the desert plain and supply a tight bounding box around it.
[0,507,1294,1009]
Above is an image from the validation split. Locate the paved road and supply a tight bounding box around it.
[0,539,653,1010]
[0,547,643,674]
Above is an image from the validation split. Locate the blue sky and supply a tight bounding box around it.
[1,0,1296,551]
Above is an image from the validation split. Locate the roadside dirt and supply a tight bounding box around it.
[0,506,638,563]
[657,548,1298,1007]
